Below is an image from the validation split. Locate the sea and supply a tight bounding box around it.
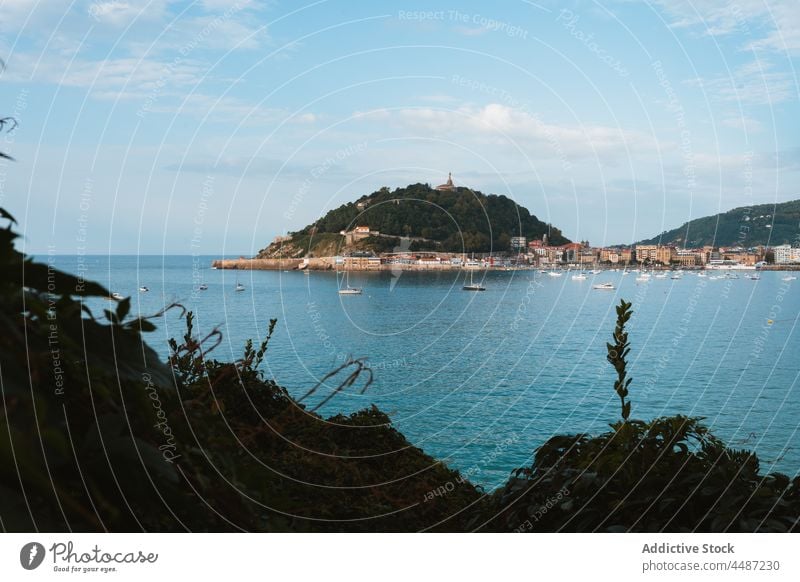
[49,255,800,489]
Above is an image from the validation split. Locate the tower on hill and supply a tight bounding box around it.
[435,172,455,191]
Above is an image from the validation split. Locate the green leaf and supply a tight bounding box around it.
[116,297,131,321]
[0,207,17,224]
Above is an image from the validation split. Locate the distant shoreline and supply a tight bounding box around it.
[210,257,800,272]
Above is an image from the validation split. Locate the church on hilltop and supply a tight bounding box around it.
[435,172,456,191]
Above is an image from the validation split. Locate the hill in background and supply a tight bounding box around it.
[637,199,800,248]
[259,182,569,258]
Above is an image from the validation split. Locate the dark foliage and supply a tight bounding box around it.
[607,300,633,421]
[637,199,800,247]
[295,183,569,252]
[0,205,478,531]
[351,235,400,254]
[480,300,800,532]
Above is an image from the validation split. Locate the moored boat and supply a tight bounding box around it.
[463,268,486,291]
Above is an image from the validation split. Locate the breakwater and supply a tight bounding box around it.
[212,257,334,270]
[211,257,470,271]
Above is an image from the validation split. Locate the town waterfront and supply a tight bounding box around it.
[52,254,800,488]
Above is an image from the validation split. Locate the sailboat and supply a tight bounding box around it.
[462,267,486,291]
[338,270,362,295]
[234,274,245,292]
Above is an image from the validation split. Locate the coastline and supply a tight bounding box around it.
[211,257,800,272]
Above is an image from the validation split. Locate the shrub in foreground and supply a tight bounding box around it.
[479,301,800,532]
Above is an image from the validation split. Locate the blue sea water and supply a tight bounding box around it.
[51,255,800,488]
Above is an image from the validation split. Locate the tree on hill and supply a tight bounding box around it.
[288,183,568,254]
[637,200,800,247]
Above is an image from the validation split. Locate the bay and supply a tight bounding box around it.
[50,255,800,488]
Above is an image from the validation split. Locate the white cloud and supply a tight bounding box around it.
[0,0,71,31]
[387,103,660,158]
[685,58,795,106]
[4,51,205,96]
[651,0,800,55]
[721,115,764,132]
[294,112,317,123]
[87,2,144,26]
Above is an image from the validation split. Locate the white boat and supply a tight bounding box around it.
[670,274,682,280]
[746,274,760,280]
[338,270,362,295]
[782,275,797,281]
[589,269,601,275]
[548,271,563,277]
[198,284,208,291]
[697,272,707,278]
[593,282,615,290]
[571,273,587,280]
[111,292,123,300]
[139,286,149,292]
[655,273,668,279]
[462,271,486,291]
[235,283,245,292]
[635,276,649,283]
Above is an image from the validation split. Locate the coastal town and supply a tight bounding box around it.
[213,230,800,272]
[215,174,800,273]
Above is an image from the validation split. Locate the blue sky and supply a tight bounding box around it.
[1,0,798,253]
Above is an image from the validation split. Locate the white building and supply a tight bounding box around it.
[774,245,800,264]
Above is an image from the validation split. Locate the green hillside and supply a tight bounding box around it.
[638,199,800,247]
[261,183,568,257]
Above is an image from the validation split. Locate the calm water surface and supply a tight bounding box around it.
[53,255,800,488]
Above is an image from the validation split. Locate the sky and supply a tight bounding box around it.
[0,0,798,254]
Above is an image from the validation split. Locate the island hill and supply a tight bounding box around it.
[213,175,569,271]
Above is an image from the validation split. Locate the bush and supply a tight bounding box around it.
[0,208,481,530]
[479,300,800,532]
